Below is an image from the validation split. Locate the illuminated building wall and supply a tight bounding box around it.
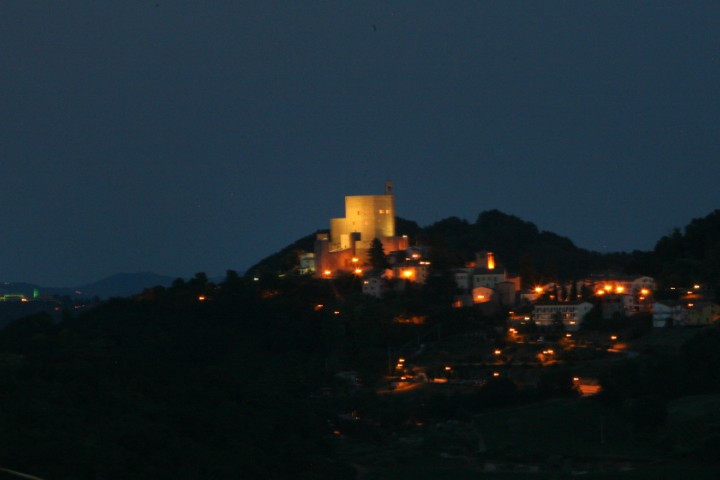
[472,286,493,304]
[330,182,395,256]
[316,183,408,276]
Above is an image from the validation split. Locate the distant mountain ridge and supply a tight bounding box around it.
[74,272,176,298]
[0,272,176,300]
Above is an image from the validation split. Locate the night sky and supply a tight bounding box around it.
[2,2,719,286]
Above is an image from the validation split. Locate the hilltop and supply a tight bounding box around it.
[248,208,720,296]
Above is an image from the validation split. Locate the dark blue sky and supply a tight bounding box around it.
[1,2,719,286]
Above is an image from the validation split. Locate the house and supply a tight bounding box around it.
[392,259,431,284]
[532,301,594,331]
[471,286,494,304]
[652,300,687,327]
[597,293,635,320]
[298,252,316,275]
[453,251,519,307]
[685,302,720,326]
[362,276,384,298]
[588,274,655,314]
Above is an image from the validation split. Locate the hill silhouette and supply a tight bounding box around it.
[249,210,614,285]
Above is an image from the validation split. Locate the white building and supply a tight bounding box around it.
[652,301,687,327]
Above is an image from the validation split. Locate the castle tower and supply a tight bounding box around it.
[316,183,407,276]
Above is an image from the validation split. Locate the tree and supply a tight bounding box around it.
[518,253,537,289]
[368,238,389,270]
[551,284,559,301]
[551,311,566,333]
[569,280,578,302]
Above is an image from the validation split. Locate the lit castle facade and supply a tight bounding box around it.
[314,182,408,277]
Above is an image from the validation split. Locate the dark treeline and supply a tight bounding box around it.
[0,267,561,478]
[0,273,357,480]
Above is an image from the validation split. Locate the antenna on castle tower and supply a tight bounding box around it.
[385,181,393,195]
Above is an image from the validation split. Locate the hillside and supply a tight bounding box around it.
[249,210,614,284]
[247,209,720,295]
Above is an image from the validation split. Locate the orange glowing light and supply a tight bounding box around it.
[198,295,206,301]
[444,366,452,371]
[534,287,543,294]
[323,270,332,276]
[596,290,605,295]
[494,349,501,355]
[615,286,624,293]
[487,252,495,270]
[354,268,363,275]
[604,284,612,292]
[351,257,359,263]
[640,288,650,296]
[402,270,413,278]
[492,372,500,377]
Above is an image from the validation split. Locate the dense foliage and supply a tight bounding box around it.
[0,273,355,480]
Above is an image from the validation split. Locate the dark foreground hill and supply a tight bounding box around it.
[0,274,354,480]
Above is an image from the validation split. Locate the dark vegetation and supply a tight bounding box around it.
[0,274,356,479]
[1,209,720,477]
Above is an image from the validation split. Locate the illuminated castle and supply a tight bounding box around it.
[315,182,409,277]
